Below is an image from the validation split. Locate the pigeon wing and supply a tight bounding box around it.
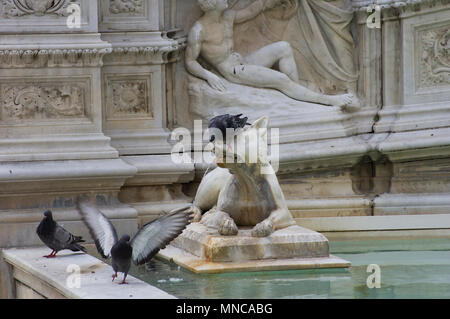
[76,200,118,259]
[130,206,192,265]
[52,224,75,250]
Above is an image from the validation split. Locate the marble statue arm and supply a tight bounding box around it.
[235,0,285,24]
[185,22,226,92]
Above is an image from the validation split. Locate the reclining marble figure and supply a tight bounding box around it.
[190,116,297,237]
[185,0,357,108]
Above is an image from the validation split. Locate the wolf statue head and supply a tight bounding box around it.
[212,116,276,175]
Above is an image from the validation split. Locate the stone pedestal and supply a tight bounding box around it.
[158,223,350,273]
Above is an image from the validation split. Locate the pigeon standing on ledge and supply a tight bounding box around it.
[76,199,192,285]
[36,210,86,258]
[208,113,251,143]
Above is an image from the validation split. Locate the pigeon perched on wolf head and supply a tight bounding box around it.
[76,199,192,285]
[208,113,250,143]
[36,210,86,258]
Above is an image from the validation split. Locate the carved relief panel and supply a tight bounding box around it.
[99,0,160,32]
[109,0,144,15]
[101,64,169,154]
[0,0,97,33]
[0,79,89,123]
[106,77,153,120]
[103,68,158,128]
[402,8,450,105]
[2,0,71,17]
[419,26,450,91]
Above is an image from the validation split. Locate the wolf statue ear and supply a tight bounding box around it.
[250,116,269,165]
[251,116,269,129]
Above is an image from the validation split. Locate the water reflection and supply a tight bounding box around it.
[87,238,446,299]
[131,260,353,299]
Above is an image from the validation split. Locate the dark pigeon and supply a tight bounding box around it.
[208,113,250,143]
[76,199,192,285]
[36,210,86,258]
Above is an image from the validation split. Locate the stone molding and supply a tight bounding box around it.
[102,32,187,66]
[352,0,449,11]
[0,41,185,69]
[0,47,112,68]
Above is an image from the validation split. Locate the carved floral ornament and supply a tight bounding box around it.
[109,0,143,14]
[2,83,85,121]
[109,79,150,118]
[420,27,450,88]
[1,0,78,17]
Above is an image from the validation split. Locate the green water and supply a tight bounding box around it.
[128,238,450,299]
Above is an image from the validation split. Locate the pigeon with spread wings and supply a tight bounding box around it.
[76,199,192,284]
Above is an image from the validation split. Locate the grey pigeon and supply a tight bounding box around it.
[36,210,86,258]
[208,113,251,143]
[76,199,192,285]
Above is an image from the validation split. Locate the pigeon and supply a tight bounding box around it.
[36,210,86,258]
[76,199,192,285]
[208,113,250,143]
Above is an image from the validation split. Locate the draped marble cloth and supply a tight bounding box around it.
[233,0,358,95]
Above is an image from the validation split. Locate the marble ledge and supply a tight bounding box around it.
[0,135,119,162]
[2,247,174,299]
[121,155,195,186]
[374,127,450,161]
[0,159,137,194]
[275,126,450,171]
[0,159,136,182]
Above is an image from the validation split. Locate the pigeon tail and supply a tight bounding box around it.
[69,242,87,253]
[73,235,85,243]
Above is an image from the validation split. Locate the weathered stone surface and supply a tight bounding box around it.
[2,247,174,299]
[159,244,350,274]
[1,0,450,266]
[170,223,329,262]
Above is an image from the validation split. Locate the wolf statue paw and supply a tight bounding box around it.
[251,219,274,237]
[190,205,203,223]
[219,217,238,236]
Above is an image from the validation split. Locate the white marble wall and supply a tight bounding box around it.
[0,0,191,248]
[172,0,450,232]
[0,0,450,250]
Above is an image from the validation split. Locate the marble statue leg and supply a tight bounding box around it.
[221,63,352,107]
[217,46,354,107]
[244,41,300,82]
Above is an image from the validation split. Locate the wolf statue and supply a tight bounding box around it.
[190,116,296,237]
